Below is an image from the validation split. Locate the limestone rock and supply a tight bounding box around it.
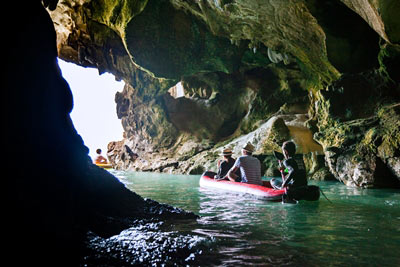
[329,150,399,188]
[171,0,340,84]
[262,117,291,152]
[109,66,309,172]
[312,71,400,188]
[260,114,323,155]
[387,157,400,179]
[340,0,400,44]
[310,166,336,181]
[46,0,400,188]
[177,113,324,177]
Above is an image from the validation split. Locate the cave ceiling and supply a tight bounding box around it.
[47,0,399,92]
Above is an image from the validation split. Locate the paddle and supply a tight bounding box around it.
[273,151,284,161]
[319,188,332,203]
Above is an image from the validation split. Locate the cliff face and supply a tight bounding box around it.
[48,0,400,187]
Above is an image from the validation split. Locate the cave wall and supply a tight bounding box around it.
[47,0,400,187]
[340,0,400,44]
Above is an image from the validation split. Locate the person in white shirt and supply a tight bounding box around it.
[227,142,262,185]
[94,148,108,164]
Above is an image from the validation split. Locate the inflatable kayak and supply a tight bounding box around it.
[95,163,113,169]
[200,171,286,201]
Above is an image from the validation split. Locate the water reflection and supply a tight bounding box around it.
[196,186,320,265]
[110,171,400,266]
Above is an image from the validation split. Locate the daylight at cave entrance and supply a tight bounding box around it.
[58,59,124,160]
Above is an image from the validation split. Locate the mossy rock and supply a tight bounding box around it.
[189,165,205,175]
[254,154,280,177]
[310,167,336,181]
[124,0,246,79]
[261,117,291,152]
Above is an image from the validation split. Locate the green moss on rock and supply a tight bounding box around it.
[88,0,148,38]
[311,69,400,187]
[376,104,400,159]
[261,117,291,152]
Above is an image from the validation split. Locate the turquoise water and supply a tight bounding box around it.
[110,170,400,266]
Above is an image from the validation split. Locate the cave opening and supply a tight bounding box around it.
[57,59,125,160]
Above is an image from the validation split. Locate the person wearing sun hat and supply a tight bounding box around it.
[214,147,237,180]
[227,142,262,185]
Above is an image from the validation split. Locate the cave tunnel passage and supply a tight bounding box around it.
[57,59,124,160]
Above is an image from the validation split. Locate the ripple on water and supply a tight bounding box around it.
[104,171,400,266]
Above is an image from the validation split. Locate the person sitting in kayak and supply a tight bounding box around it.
[214,148,236,180]
[94,148,108,164]
[270,141,307,190]
[227,142,262,185]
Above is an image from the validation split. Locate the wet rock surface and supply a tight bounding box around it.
[82,220,214,266]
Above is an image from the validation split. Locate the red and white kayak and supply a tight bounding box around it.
[200,171,286,201]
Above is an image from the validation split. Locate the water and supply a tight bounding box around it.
[96,170,400,266]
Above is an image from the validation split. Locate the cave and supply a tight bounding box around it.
[5,0,400,265]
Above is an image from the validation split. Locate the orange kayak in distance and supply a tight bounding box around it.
[95,163,113,169]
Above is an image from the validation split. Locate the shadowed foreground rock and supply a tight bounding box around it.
[5,1,199,265]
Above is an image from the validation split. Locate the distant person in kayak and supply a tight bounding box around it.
[94,148,108,164]
[214,148,237,180]
[227,142,262,185]
[270,141,307,190]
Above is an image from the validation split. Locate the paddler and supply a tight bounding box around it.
[214,148,236,180]
[94,148,108,164]
[271,141,307,203]
[227,142,262,185]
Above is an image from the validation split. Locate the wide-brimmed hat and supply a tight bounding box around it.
[242,142,255,152]
[221,148,233,156]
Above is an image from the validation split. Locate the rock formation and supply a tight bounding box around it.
[311,72,400,187]
[46,0,400,188]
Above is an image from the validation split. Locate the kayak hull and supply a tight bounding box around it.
[95,163,113,169]
[200,171,286,201]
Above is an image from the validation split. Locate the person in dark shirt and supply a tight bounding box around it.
[271,141,307,190]
[214,148,236,180]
